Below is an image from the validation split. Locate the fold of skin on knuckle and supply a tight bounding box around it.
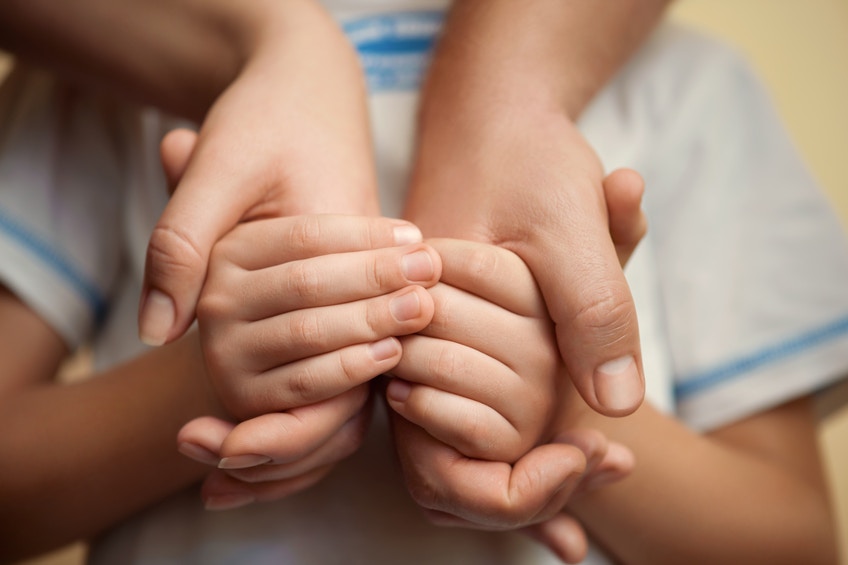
[568,279,635,347]
[405,466,446,512]
[284,364,323,406]
[285,259,325,302]
[287,215,324,253]
[286,308,327,347]
[146,223,206,280]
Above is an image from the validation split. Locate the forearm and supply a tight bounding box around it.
[570,402,837,564]
[0,0,332,122]
[0,334,221,561]
[407,0,672,239]
[421,0,672,122]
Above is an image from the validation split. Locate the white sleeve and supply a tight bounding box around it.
[638,31,848,431]
[0,65,125,348]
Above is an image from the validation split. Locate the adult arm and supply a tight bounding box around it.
[405,0,672,415]
[0,0,379,346]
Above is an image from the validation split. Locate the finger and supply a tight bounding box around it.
[517,219,644,416]
[575,441,635,495]
[391,335,528,416]
[386,377,525,462]
[392,415,586,528]
[554,428,611,476]
[140,129,263,346]
[218,386,370,466]
[177,415,234,466]
[603,168,647,266]
[160,128,198,194]
[418,282,554,369]
[426,238,545,317]
[227,285,434,370]
[201,464,335,511]
[236,244,440,320]
[522,513,589,564]
[214,338,399,416]
[214,215,425,272]
[141,203,423,346]
[219,401,371,484]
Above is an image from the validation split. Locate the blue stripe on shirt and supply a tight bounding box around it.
[343,11,443,92]
[0,208,107,323]
[675,315,848,400]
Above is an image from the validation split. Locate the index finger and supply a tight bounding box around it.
[215,215,423,271]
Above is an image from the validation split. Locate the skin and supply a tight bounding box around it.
[176,169,646,562]
[1,0,671,417]
[185,215,441,509]
[386,241,838,565]
[407,0,673,416]
[0,215,430,561]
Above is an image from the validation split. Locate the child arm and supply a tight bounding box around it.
[569,396,836,564]
[0,287,221,561]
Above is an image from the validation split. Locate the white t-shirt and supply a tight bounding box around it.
[1,4,847,563]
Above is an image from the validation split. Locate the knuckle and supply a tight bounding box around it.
[286,366,321,404]
[286,261,324,301]
[288,215,323,252]
[463,245,501,286]
[406,475,443,511]
[196,287,234,323]
[337,349,370,388]
[426,343,466,385]
[287,311,326,346]
[454,411,493,456]
[146,224,205,279]
[365,254,389,291]
[572,283,635,340]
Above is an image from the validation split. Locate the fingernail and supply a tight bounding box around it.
[204,493,255,511]
[594,356,643,413]
[386,378,412,402]
[390,291,421,322]
[218,454,271,470]
[369,337,400,362]
[139,289,175,346]
[393,224,423,245]
[402,250,434,282]
[177,442,219,466]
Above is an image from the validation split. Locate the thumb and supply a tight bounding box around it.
[160,128,198,194]
[139,128,252,345]
[522,196,644,417]
[604,168,647,266]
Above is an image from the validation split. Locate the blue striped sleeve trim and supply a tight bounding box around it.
[675,315,848,400]
[343,11,443,92]
[0,208,107,323]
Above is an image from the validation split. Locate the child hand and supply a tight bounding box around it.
[178,214,441,509]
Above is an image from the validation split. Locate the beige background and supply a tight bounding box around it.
[8,0,848,563]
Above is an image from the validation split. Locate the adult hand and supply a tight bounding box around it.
[406,108,645,415]
[391,171,644,562]
[405,0,669,417]
[138,0,378,346]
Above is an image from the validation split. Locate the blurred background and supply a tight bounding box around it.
[4,0,848,563]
